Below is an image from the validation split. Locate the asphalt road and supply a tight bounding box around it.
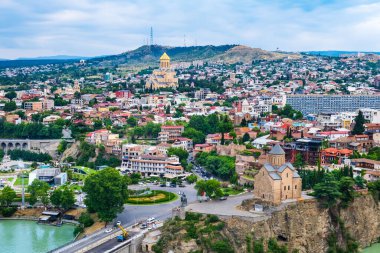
[55,183,197,253]
[90,231,138,253]
[116,183,197,225]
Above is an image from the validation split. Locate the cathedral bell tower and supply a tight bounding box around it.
[160,52,170,69]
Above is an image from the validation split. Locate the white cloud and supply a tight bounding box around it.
[0,0,379,58]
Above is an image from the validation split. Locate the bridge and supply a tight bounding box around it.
[51,223,159,253]
[0,138,62,157]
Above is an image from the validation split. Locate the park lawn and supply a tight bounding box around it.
[221,187,244,196]
[7,177,14,182]
[14,178,29,186]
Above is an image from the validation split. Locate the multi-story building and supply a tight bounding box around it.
[171,137,193,152]
[286,95,380,115]
[159,125,184,141]
[283,138,322,165]
[320,148,353,165]
[24,99,54,111]
[121,144,184,177]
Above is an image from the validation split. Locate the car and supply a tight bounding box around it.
[160,184,166,187]
[170,184,176,188]
[179,184,185,188]
[116,221,121,226]
[140,223,147,229]
[105,228,113,233]
[219,196,228,200]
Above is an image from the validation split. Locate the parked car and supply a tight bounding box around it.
[219,196,228,201]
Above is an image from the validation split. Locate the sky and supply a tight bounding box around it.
[0,0,380,59]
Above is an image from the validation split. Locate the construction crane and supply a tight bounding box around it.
[116,223,128,242]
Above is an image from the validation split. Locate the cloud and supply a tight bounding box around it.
[0,0,379,59]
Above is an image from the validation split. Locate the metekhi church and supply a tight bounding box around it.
[253,144,302,204]
[145,52,179,90]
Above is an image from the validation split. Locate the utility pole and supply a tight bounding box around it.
[150,27,154,46]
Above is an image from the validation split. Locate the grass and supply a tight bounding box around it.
[221,187,244,196]
[14,178,29,186]
[7,177,14,182]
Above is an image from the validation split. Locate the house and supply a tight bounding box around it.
[29,168,65,185]
[193,143,215,156]
[159,125,184,141]
[320,148,353,165]
[253,144,302,205]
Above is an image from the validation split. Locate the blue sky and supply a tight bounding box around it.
[0,0,379,59]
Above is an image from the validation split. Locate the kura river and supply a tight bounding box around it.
[0,220,75,253]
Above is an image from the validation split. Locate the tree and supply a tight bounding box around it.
[165,105,171,114]
[241,118,248,127]
[242,132,250,143]
[3,101,17,112]
[182,127,205,144]
[127,116,137,127]
[312,175,342,208]
[50,187,76,210]
[167,147,189,168]
[0,186,17,206]
[5,91,17,100]
[293,153,305,169]
[352,110,365,135]
[27,180,50,206]
[186,174,198,184]
[130,173,141,184]
[218,115,233,145]
[78,212,94,227]
[338,177,357,207]
[83,168,128,222]
[195,179,223,198]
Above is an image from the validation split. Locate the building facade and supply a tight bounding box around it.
[286,95,380,115]
[145,53,179,90]
[253,144,302,205]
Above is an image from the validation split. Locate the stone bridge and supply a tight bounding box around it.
[0,139,62,157]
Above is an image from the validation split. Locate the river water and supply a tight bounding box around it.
[0,220,75,253]
[362,243,380,253]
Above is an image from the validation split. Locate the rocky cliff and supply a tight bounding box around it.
[223,195,380,252]
[156,195,380,253]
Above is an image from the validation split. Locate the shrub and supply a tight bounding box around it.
[78,212,94,227]
[185,212,202,222]
[1,207,17,217]
[205,214,219,224]
[73,225,84,236]
[126,190,176,204]
[211,240,234,253]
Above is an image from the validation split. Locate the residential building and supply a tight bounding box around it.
[159,125,184,141]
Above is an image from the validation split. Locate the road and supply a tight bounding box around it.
[116,183,197,225]
[185,192,263,218]
[54,183,197,253]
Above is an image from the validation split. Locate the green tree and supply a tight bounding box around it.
[186,174,198,184]
[27,180,50,206]
[3,101,17,112]
[127,116,137,127]
[165,105,171,114]
[5,91,17,100]
[312,175,342,208]
[0,186,17,206]
[182,127,205,144]
[195,179,223,198]
[83,168,128,222]
[167,147,189,168]
[293,153,305,169]
[242,132,250,143]
[351,110,365,135]
[78,212,94,227]
[338,177,357,207]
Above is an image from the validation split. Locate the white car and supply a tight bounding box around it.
[116,221,121,226]
[105,228,113,233]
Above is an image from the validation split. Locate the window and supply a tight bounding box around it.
[288,186,290,190]
[295,185,297,189]
[284,186,286,190]
[287,173,288,178]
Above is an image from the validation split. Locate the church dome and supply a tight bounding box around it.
[160,52,170,61]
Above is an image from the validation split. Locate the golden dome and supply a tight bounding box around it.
[160,52,170,61]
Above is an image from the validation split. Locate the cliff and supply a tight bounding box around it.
[156,195,380,253]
